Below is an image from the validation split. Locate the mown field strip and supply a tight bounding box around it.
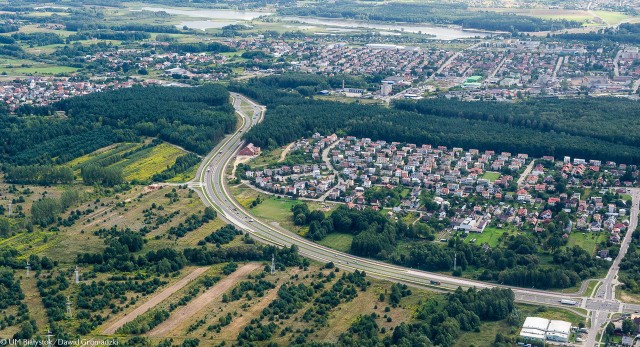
[102,266,210,334]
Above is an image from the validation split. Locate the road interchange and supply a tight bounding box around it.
[189,93,640,345]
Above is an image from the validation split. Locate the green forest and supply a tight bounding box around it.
[278,1,581,32]
[0,84,235,168]
[234,74,640,164]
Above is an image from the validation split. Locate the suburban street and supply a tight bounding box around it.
[190,93,640,346]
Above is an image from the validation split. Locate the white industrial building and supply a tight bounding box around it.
[520,317,571,343]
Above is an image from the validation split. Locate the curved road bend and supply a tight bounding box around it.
[190,93,640,344]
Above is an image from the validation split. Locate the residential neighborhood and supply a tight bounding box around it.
[241,133,636,257]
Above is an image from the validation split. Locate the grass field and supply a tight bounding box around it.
[465,226,517,248]
[567,232,607,255]
[592,11,634,26]
[119,143,187,181]
[455,319,511,347]
[481,171,501,182]
[67,142,142,170]
[0,62,78,75]
[317,233,353,252]
[67,141,189,182]
[230,183,336,234]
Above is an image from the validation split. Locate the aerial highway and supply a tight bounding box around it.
[190,93,640,345]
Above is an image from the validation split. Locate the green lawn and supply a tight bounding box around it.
[250,196,302,223]
[567,232,606,255]
[465,226,515,248]
[481,171,501,182]
[317,233,353,252]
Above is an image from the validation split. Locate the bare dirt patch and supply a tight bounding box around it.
[102,267,210,334]
[147,263,262,337]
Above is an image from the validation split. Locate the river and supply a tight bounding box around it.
[138,6,491,39]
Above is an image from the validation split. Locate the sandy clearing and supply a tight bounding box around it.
[147,263,262,337]
[102,266,210,334]
[278,142,295,163]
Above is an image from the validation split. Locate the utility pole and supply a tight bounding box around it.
[66,296,72,319]
[270,254,275,274]
[453,251,457,271]
[26,261,30,277]
[7,203,12,217]
[74,266,79,284]
[46,329,53,347]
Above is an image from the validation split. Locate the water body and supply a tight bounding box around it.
[178,20,240,31]
[138,6,489,40]
[141,7,271,20]
[281,16,489,40]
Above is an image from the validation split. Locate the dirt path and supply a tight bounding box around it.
[221,282,282,338]
[516,161,535,187]
[147,263,262,337]
[277,142,295,163]
[20,275,49,330]
[102,267,209,334]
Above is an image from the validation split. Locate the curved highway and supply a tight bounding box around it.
[190,93,640,344]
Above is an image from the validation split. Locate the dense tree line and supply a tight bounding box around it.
[31,190,80,227]
[152,153,200,182]
[4,165,73,185]
[1,84,235,168]
[620,229,640,293]
[395,97,640,159]
[0,43,28,58]
[292,204,429,258]
[198,224,242,246]
[67,31,151,41]
[11,32,64,46]
[77,227,187,274]
[184,243,304,269]
[234,74,640,164]
[394,287,514,346]
[81,165,123,187]
[554,23,640,44]
[64,22,180,33]
[278,1,580,32]
[161,42,236,54]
